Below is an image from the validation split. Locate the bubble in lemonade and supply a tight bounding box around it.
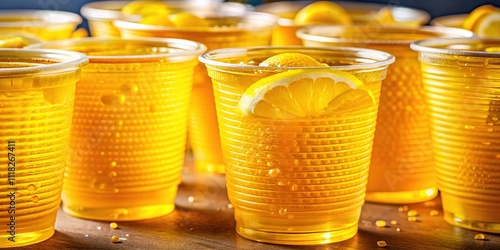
[200,48,394,245]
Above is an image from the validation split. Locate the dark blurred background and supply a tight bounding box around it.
[1,0,500,30]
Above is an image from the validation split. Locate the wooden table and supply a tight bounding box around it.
[18,157,500,250]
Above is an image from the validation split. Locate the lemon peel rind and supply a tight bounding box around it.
[237,69,364,117]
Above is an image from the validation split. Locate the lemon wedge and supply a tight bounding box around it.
[169,12,210,28]
[121,1,173,16]
[259,53,328,67]
[139,15,175,26]
[463,4,500,37]
[294,1,352,25]
[237,69,374,119]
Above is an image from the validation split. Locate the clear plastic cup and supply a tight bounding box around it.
[298,25,474,204]
[27,38,206,221]
[115,11,278,174]
[411,37,500,233]
[255,1,430,45]
[0,10,81,41]
[199,46,394,245]
[80,0,247,38]
[430,14,467,28]
[0,49,87,247]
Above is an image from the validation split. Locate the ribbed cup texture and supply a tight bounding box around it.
[420,54,500,233]
[206,68,382,245]
[120,25,274,174]
[0,71,79,247]
[63,59,197,221]
[88,20,121,38]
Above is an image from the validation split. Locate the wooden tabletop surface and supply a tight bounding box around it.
[16,155,500,250]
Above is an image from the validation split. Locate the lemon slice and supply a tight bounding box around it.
[377,7,396,25]
[294,1,352,25]
[237,69,375,119]
[463,5,496,30]
[169,12,210,28]
[259,53,328,67]
[139,14,175,26]
[473,10,500,37]
[121,1,173,16]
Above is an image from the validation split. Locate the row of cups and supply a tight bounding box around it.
[0,0,499,247]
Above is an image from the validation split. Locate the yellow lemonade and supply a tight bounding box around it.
[411,38,500,233]
[115,11,277,174]
[256,1,430,45]
[298,25,473,204]
[27,38,206,221]
[200,47,394,245]
[0,49,87,247]
[0,10,81,41]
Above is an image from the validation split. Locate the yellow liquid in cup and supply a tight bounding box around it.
[24,39,205,221]
[299,27,473,204]
[63,57,198,221]
[366,45,438,203]
[0,11,81,41]
[0,65,80,247]
[117,14,276,174]
[419,56,500,232]
[203,51,391,245]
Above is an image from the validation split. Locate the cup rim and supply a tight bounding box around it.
[80,0,229,21]
[113,11,278,33]
[25,37,208,62]
[410,37,500,57]
[429,14,468,27]
[296,25,475,45]
[0,9,82,26]
[198,46,395,71]
[255,0,430,27]
[0,48,88,75]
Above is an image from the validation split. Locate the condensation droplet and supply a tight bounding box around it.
[114,132,120,138]
[100,151,105,156]
[116,120,124,126]
[101,94,125,107]
[108,171,117,178]
[121,83,139,95]
[279,208,287,215]
[110,161,117,167]
[27,184,37,191]
[293,159,299,165]
[290,184,298,191]
[287,214,294,220]
[493,117,499,122]
[464,85,470,89]
[91,178,115,192]
[268,168,281,177]
[277,180,287,186]
[31,195,39,203]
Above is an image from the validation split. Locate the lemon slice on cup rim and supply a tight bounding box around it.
[237,69,376,119]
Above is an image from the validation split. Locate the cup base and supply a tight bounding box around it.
[365,187,438,204]
[444,211,500,233]
[62,203,175,221]
[0,226,54,248]
[236,222,358,245]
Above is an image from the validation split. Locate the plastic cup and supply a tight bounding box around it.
[430,14,467,28]
[298,25,474,204]
[199,46,394,245]
[80,0,247,38]
[0,10,81,41]
[115,11,277,174]
[0,49,87,247]
[411,38,500,233]
[255,1,430,45]
[27,38,206,221]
